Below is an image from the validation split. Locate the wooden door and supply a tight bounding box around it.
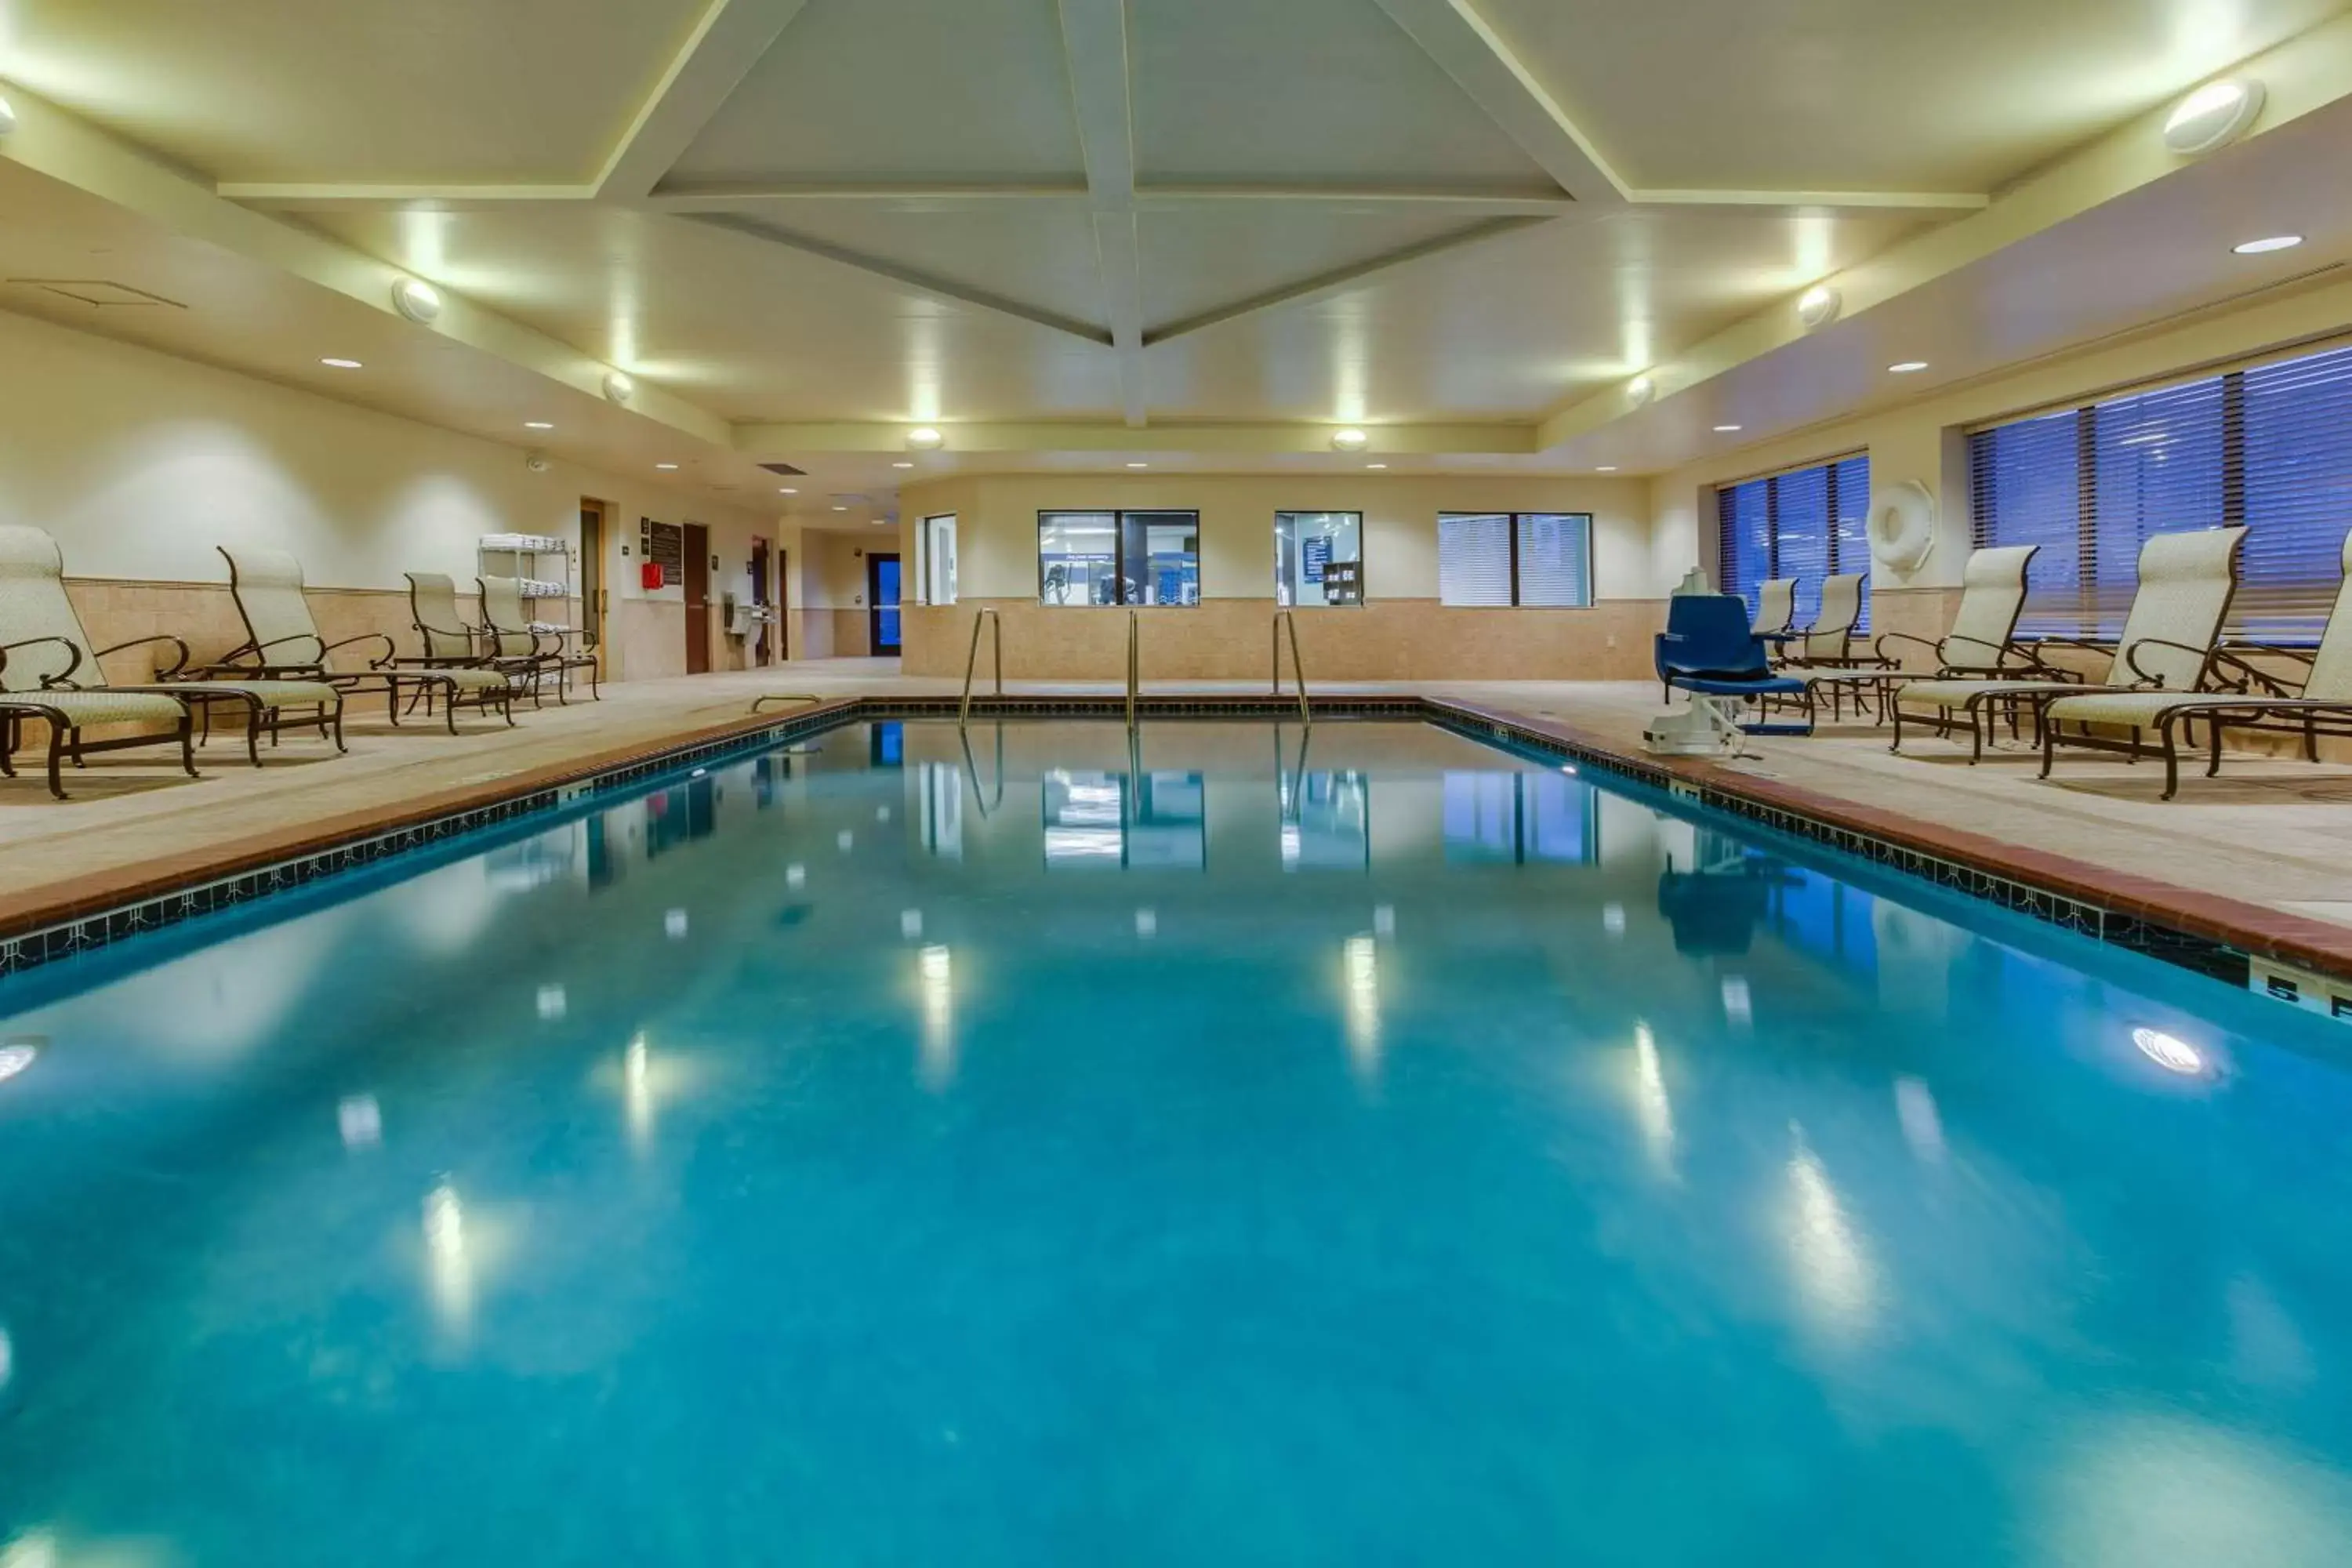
[684,522,711,674]
[866,552,902,655]
[579,500,607,655]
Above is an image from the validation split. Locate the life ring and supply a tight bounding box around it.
[1867,479,1936,574]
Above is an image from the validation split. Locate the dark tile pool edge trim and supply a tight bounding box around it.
[5,691,2346,996]
[1422,696,2352,993]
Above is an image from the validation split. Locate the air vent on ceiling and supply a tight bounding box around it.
[757,461,807,476]
[7,278,189,309]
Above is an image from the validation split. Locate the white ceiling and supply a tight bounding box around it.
[1,0,2349,510]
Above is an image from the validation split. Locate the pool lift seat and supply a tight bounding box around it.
[1650,594,1815,755]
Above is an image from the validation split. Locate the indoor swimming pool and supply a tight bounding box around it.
[2,718,2349,1565]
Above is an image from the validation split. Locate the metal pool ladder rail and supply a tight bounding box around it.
[1125,611,1140,731]
[1271,610,1311,728]
[957,608,1004,730]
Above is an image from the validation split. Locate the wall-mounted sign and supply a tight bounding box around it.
[641,517,684,586]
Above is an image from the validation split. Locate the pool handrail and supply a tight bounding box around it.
[957,608,1004,730]
[1271,610,1312,728]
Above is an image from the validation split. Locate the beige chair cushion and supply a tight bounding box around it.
[2303,530,2352,702]
[1797,573,1864,659]
[477,575,541,659]
[406,573,474,661]
[0,690,184,726]
[1944,545,2037,671]
[1897,678,2083,713]
[425,666,513,693]
[1753,578,1795,637]
[222,546,326,663]
[2104,526,2245,688]
[162,679,342,709]
[2043,690,2221,728]
[0,523,100,689]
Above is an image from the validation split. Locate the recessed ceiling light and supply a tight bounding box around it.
[1126,461,1149,469]
[1796,284,1841,328]
[779,487,798,495]
[872,518,890,525]
[2232,234,2303,254]
[891,460,915,469]
[1595,465,1618,472]
[524,420,554,430]
[2163,78,2264,156]
[1330,427,1370,452]
[906,426,945,451]
[1365,463,1387,470]
[1888,361,1929,374]
[320,358,362,369]
[1713,423,1742,433]
[832,505,848,512]
[655,463,679,471]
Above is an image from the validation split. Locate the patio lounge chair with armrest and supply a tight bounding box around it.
[1892,526,2246,762]
[0,522,340,779]
[1751,577,1797,648]
[1656,593,1816,738]
[2040,528,2352,799]
[215,547,514,732]
[0,646,194,800]
[406,572,546,708]
[478,574,601,703]
[1776,573,1871,667]
[1795,545,2044,723]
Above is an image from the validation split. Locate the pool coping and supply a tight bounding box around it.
[3,691,2350,1000]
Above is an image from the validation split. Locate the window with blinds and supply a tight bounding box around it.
[1714,454,1871,629]
[1437,513,1593,607]
[1969,338,2352,639]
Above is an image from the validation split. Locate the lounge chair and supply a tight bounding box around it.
[0,672,194,799]
[1796,545,2042,723]
[1751,577,1797,647]
[478,574,601,703]
[2040,528,2352,798]
[1893,527,2246,761]
[216,547,515,731]
[1776,572,1870,667]
[0,523,341,790]
[407,572,546,704]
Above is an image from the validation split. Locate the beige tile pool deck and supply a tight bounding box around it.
[6,660,2352,977]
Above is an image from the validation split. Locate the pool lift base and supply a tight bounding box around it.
[1645,694,1805,758]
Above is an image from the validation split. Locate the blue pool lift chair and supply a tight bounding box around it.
[1653,593,1816,739]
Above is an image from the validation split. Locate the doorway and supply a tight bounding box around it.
[684,522,711,674]
[867,551,902,656]
[579,499,607,657]
[750,537,772,666]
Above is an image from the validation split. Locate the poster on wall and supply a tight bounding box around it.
[641,518,684,586]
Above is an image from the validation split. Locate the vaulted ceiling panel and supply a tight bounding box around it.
[315,207,1123,421]
[1126,0,1559,191]
[3,0,710,182]
[1475,0,2343,193]
[666,0,1085,186]
[1135,207,1526,335]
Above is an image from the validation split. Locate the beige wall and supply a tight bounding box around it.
[894,470,1660,680]
[1649,270,2352,612]
[0,307,779,683]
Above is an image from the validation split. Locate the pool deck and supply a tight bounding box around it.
[6,659,2352,978]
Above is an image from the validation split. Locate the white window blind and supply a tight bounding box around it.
[1439,514,1514,605]
[1714,455,1870,629]
[1514,514,1593,607]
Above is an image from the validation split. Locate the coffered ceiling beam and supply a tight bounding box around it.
[681,213,1114,344]
[594,0,811,198]
[1054,0,1150,426]
[1367,0,1624,205]
[1145,215,1551,345]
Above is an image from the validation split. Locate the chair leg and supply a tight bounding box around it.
[332,703,349,753]
[179,714,199,779]
[443,683,460,735]
[2161,719,2183,800]
[2207,714,2226,779]
[46,727,68,799]
[245,702,263,768]
[2039,717,2058,778]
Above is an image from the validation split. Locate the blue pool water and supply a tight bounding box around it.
[3,718,2350,1566]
